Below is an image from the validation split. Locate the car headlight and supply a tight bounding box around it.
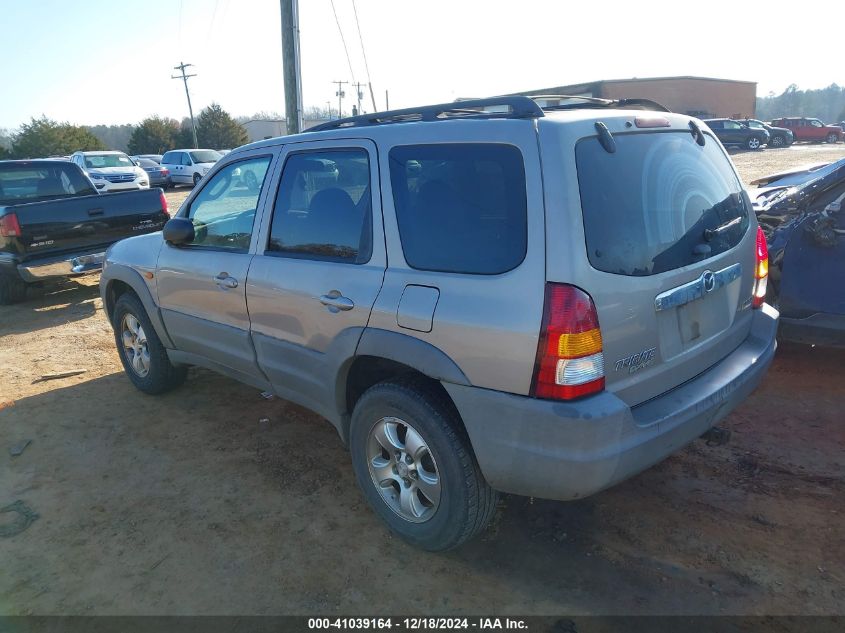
[89,173,105,180]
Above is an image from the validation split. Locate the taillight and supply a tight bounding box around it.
[531,283,605,400]
[0,213,22,237]
[159,190,169,215]
[753,226,769,308]
[161,168,169,175]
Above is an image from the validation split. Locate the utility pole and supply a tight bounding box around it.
[172,62,198,149]
[333,80,349,118]
[280,0,303,135]
[354,82,366,115]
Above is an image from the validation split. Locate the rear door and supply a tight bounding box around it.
[246,139,386,418]
[540,118,757,407]
[156,150,276,382]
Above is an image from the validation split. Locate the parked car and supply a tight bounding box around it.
[769,117,844,144]
[703,118,769,150]
[70,150,150,192]
[0,160,169,304]
[131,154,163,164]
[160,149,221,187]
[101,96,778,551]
[137,158,171,189]
[751,158,845,347]
[737,118,793,148]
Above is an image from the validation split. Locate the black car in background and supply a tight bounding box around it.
[137,158,171,189]
[738,118,794,148]
[704,118,770,150]
[752,158,845,347]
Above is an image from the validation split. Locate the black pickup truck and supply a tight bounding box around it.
[0,160,169,304]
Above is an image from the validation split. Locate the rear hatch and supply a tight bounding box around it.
[539,113,758,408]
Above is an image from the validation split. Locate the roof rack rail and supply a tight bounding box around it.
[308,96,544,132]
[526,94,671,113]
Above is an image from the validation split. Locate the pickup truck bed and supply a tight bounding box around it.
[0,160,169,304]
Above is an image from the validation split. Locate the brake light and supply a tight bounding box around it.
[0,213,21,237]
[753,226,769,308]
[159,190,169,216]
[161,168,169,176]
[531,284,605,400]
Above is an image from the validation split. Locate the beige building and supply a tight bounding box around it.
[510,76,756,119]
[242,118,330,142]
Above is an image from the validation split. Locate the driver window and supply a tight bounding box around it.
[186,156,272,251]
[811,120,823,128]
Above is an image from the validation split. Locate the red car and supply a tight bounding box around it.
[770,117,843,144]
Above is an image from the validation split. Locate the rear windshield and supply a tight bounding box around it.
[0,163,97,204]
[576,131,749,276]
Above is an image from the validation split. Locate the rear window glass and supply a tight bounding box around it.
[0,163,96,204]
[576,131,749,276]
[389,143,527,274]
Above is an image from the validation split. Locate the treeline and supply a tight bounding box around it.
[756,84,845,123]
[0,103,249,160]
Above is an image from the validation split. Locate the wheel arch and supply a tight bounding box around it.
[336,329,471,444]
[101,265,174,348]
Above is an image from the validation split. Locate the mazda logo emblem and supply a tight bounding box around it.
[702,271,716,293]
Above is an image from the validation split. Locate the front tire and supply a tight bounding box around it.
[746,136,762,150]
[770,135,785,147]
[826,133,839,144]
[192,173,202,187]
[112,292,186,394]
[349,379,497,551]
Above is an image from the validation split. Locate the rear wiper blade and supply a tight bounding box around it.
[704,215,743,240]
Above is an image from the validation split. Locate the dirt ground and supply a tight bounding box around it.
[1,146,843,616]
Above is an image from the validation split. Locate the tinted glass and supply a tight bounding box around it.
[576,131,749,276]
[389,143,527,274]
[268,149,372,263]
[186,156,272,251]
[190,150,221,164]
[0,163,96,204]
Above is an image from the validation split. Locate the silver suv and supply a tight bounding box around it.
[101,96,779,551]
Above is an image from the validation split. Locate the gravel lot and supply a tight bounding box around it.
[1,145,843,616]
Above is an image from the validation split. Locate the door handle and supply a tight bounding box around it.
[214,272,238,289]
[319,292,354,312]
[87,208,104,216]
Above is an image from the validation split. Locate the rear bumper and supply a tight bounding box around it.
[17,251,106,282]
[779,312,845,348]
[444,304,779,501]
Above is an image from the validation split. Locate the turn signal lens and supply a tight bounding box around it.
[753,226,769,309]
[532,284,605,401]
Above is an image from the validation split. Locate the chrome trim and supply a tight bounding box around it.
[654,263,742,312]
[17,252,106,281]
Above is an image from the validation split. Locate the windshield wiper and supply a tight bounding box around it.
[704,215,743,241]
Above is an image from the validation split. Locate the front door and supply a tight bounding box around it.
[156,151,276,382]
[246,140,386,419]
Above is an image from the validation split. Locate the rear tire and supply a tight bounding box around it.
[746,136,762,150]
[112,292,187,394]
[349,379,497,551]
[0,273,28,305]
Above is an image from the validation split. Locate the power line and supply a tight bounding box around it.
[329,0,356,85]
[351,0,377,112]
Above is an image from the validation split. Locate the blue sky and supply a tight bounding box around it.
[1,0,842,129]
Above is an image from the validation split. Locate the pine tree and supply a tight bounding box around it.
[196,103,248,149]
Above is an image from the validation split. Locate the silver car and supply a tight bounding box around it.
[101,96,778,551]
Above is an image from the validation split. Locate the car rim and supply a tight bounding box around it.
[749,138,760,149]
[121,314,150,377]
[828,135,837,143]
[366,416,441,523]
[772,136,783,146]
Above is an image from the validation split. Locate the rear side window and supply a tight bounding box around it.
[576,131,749,276]
[0,164,96,203]
[267,149,372,264]
[389,143,527,274]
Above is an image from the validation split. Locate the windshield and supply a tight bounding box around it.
[84,153,134,169]
[0,163,97,204]
[190,150,222,164]
[576,131,749,276]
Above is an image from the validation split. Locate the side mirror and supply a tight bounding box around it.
[163,217,195,245]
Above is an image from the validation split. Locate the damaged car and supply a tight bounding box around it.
[751,158,845,347]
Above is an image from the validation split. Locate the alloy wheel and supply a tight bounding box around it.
[121,314,150,377]
[366,416,441,523]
